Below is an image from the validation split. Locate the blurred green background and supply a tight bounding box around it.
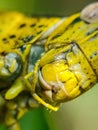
[0,0,98,130]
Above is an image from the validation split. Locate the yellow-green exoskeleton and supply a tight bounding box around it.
[0,2,98,130]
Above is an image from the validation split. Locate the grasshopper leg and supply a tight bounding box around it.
[5,99,27,130]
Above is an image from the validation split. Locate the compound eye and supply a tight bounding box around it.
[81,2,98,23]
[0,53,22,83]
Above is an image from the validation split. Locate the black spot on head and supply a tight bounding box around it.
[9,35,16,39]
[2,38,9,44]
[19,23,26,28]
[30,23,36,27]
[2,38,7,41]
[38,25,43,28]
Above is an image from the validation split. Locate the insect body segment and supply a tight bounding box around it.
[0,12,60,53]
[39,43,97,103]
[0,4,98,130]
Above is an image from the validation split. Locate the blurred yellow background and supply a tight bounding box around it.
[0,0,98,130]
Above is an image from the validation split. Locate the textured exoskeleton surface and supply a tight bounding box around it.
[0,2,98,130]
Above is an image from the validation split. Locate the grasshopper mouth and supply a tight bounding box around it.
[38,59,79,103]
